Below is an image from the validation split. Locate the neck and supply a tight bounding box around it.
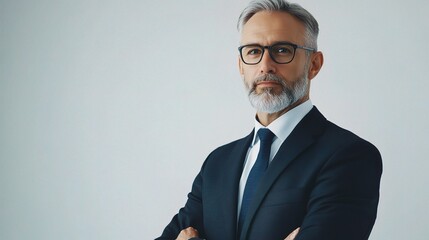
[256,97,308,126]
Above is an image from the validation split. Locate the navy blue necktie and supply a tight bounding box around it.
[238,128,275,234]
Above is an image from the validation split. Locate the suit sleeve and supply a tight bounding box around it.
[296,140,382,240]
[156,163,206,240]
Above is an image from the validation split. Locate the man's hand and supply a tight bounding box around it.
[284,227,300,240]
[176,227,199,240]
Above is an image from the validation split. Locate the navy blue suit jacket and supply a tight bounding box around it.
[157,107,382,240]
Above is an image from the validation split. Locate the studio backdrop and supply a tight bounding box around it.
[1,0,428,239]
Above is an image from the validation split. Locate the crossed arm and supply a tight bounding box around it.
[175,227,300,240]
[159,139,382,239]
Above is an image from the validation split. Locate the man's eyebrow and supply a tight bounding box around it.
[240,42,262,46]
[240,41,295,46]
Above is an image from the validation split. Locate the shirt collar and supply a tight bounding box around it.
[251,100,313,146]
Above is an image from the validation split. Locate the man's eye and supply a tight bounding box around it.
[275,47,292,54]
[247,48,262,55]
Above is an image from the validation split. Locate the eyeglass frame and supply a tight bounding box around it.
[238,41,316,65]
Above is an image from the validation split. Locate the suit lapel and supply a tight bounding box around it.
[239,107,327,240]
[215,130,254,240]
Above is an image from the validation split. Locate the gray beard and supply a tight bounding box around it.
[246,72,309,114]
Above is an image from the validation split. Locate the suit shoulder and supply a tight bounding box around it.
[208,134,251,158]
[304,107,379,153]
[323,120,381,156]
[198,133,252,174]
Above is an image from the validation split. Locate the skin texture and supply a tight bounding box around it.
[238,11,323,126]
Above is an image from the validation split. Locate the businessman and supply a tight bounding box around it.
[157,0,382,239]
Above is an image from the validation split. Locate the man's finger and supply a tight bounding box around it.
[176,227,199,240]
[284,227,300,240]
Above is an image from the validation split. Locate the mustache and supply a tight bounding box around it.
[252,74,286,88]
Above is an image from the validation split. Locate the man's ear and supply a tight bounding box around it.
[238,56,244,76]
[308,51,324,80]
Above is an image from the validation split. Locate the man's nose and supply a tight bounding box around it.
[259,51,276,74]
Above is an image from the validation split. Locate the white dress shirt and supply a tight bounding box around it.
[237,100,314,218]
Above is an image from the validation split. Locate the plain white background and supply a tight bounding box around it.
[1,0,428,239]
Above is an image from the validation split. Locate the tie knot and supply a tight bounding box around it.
[257,128,275,144]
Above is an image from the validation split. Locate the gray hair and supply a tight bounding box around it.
[237,0,319,50]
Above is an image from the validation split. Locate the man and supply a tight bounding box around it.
[157,0,382,239]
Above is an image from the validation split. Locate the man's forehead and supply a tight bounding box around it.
[240,11,305,45]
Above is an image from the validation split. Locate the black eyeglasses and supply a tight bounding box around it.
[238,41,316,65]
